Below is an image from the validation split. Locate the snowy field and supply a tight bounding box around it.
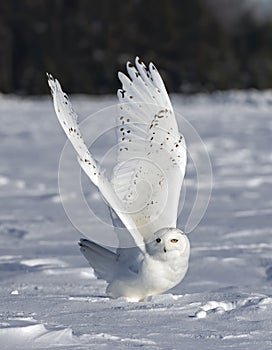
[0,91,271,349]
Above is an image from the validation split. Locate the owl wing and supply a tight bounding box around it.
[111,57,187,242]
[47,73,145,250]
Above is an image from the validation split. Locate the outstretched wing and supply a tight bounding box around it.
[48,57,186,248]
[47,73,145,250]
[111,57,186,241]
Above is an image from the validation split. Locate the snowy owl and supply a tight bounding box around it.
[47,57,190,301]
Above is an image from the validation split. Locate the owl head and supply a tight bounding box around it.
[146,227,190,257]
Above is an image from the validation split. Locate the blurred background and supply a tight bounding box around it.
[1,0,272,95]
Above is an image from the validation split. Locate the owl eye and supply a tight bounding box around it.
[170,238,178,243]
[156,238,161,243]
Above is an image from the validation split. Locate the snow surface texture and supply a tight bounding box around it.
[0,91,271,349]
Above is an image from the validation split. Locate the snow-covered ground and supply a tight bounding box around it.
[0,91,271,349]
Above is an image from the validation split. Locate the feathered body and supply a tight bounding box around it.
[79,228,189,301]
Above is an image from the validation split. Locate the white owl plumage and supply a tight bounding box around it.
[48,57,190,301]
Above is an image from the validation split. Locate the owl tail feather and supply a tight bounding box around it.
[79,238,118,283]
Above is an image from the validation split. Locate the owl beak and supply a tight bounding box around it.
[164,247,167,253]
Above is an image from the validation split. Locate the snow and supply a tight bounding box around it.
[0,91,271,349]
